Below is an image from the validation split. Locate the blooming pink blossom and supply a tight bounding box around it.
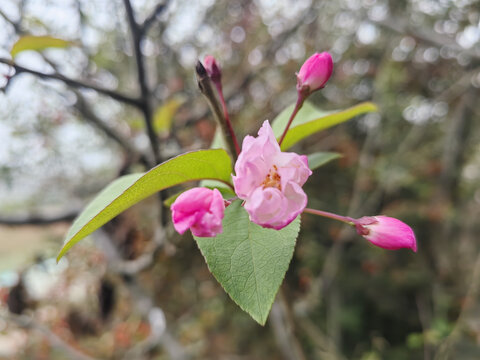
[233,120,312,230]
[354,216,417,252]
[171,187,225,237]
[203,55,221,83]
[296,52,333,95]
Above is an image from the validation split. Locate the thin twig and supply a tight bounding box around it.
[141,1,170,35]
[0,210,78,226]
[0,58,142,108]
[270,291,307,360]
[122,0,161,165]
[373,18,480,60]
[73,91,151,167]
[2,313,98,360]
[0,8,22,33]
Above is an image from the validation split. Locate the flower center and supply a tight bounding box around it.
[262,165,281,190]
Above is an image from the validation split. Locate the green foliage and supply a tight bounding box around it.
[57,150,233,261]
[194,201,300,325]
[153,96,185,134]
[272,101,378,150]
[307,151,342,170]
[10,35,72,58]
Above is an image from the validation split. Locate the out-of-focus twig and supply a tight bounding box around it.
[435,252,480,359]
[270,291,306,360]
[2,313,98,360]
[0,8,22,33]
[141,0,170,35]
[73,91,151,167]
[95,230,189,360]
[0,58,142,108]
[0,210,78,226]
[122,0,161,166]
[373,18,480,61]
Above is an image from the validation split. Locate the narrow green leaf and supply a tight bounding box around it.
[11,35,73,58]
[153,96,185,134]
[58,149,233,261]
[194,201,300,325]
[307,152,342,171]
[272,101,378,150]
[163,185,235,207]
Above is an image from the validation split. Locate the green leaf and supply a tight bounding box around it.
[11,35,73,58]
[153,96,185,134]
[272,101,378,150]
[58,149,233,261]
[307,152,342,171]
[163,185,235,207]
[194,201,300,325]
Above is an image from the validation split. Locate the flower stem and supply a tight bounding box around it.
[278,96,304,146]
[215,83,241,156]
[303,208,355,226]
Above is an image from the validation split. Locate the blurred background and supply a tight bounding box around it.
[0,0,480,359]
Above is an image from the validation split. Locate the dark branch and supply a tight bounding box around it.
[0,8,22,33]
[123,0,161,165]
[73,92,151,167]
[141,1,170,35]
[0,58,142,108]
[0,211,78,226]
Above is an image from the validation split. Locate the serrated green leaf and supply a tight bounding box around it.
[58,149,233,261]
[307,152,342,170]
[11,35,73,58]
[272,101,378,150]
[194,201,300,325]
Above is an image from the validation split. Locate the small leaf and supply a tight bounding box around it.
[194,201,300,325]
[272,102,378,150]
[58,149,233,261]
[153,96,185,134]
[11,35,73,58]
[307,152,342,171]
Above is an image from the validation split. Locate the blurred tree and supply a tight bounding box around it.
[0,0,479,359]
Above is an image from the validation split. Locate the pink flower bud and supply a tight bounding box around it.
[171,187,225,237]
[203,55,222,83]
[296,52,333,96]
[354,216,417,252]
[233,120,312,230]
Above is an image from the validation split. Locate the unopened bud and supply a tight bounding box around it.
[296,52,333,98]
[354,216,417,252]
[203,55,222,83]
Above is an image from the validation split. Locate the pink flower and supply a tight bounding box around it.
[354,216,417,252]
[233,120,312,230]
[171,187,225,237]
[203,55,221,83]
[296,52,333,96]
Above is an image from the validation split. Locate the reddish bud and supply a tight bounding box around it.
[203,55,222,83]
[296,52,333,97]
[354,216,417,252]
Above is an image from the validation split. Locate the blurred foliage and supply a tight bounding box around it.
[0,0,480,359]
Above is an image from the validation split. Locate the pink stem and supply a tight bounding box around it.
[303,208,355,225]
[215,83,241,156]
[278,96,304,146]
